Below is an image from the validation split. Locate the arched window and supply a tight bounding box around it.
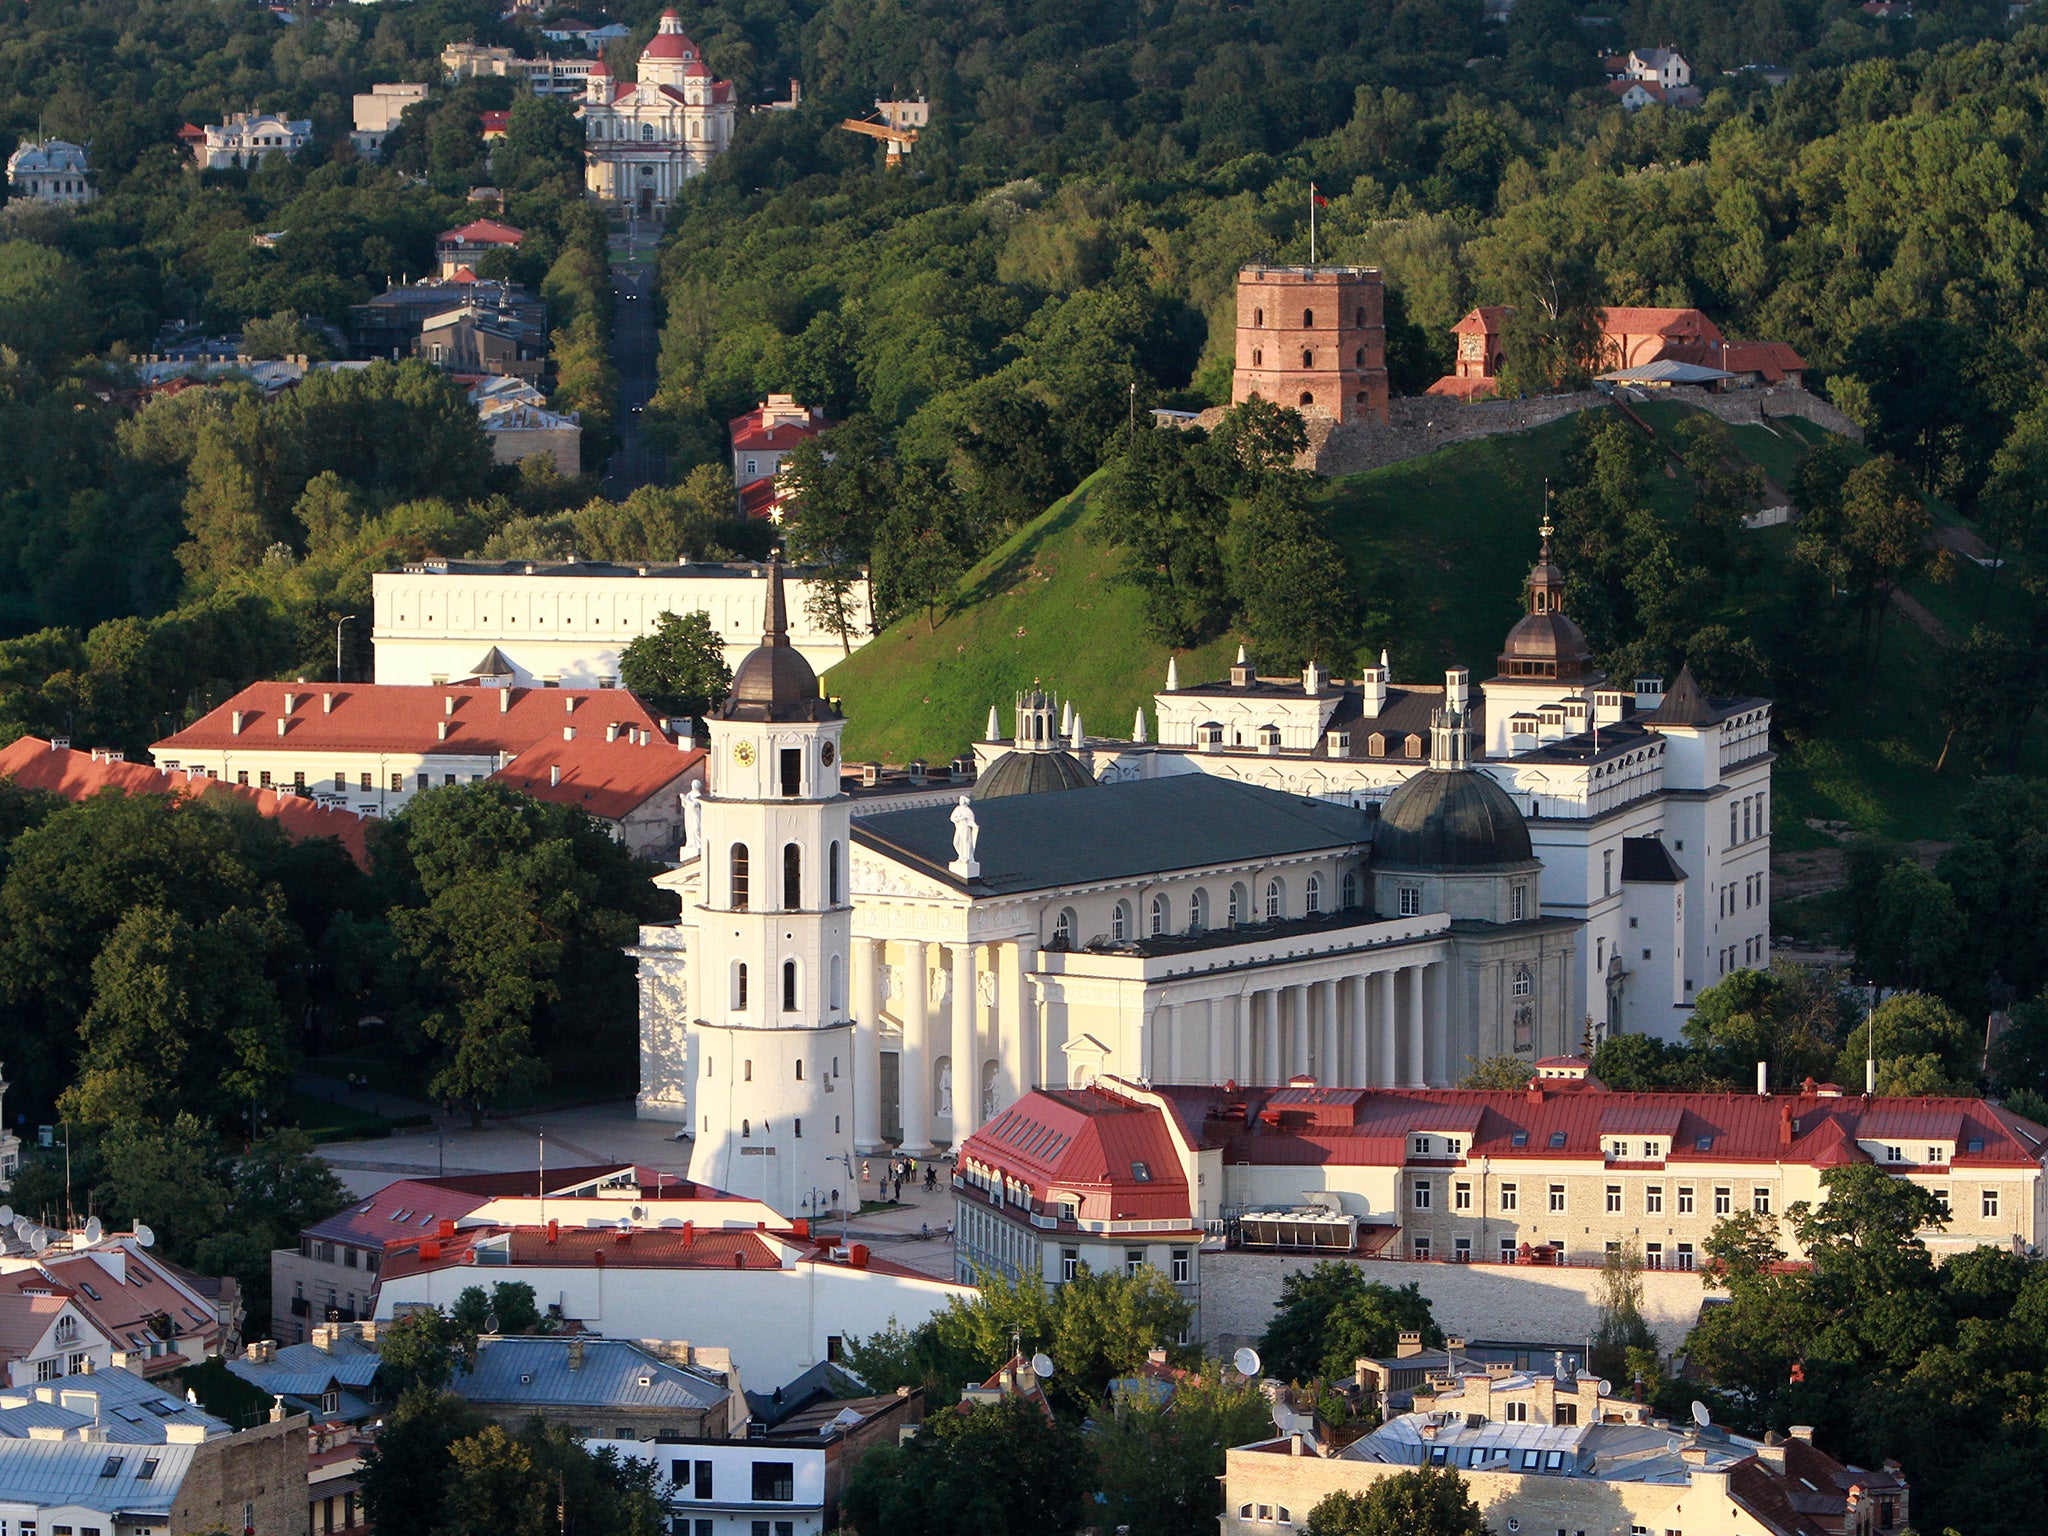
[828,841,842,904]
[783,959,799,1012]
[1341,870,1360,909]
[1301,349,1314,369]
[742,1119,750,1138]
[784,843,802,910]
[1252,348,1263,366]
[1112,900,1132,941]
[1254,307,1264,326]
[640,122,654,141]
[743,1059,753,1081]
[1228,883,1247,927]
[1150,893,1169,936]
[730,843,750,909]
[1355,306,1366,327]
[731,962,748,1010]
[1305,875,1322,915]
[1189,888,1208,933]
[830,953,843,1009]
[1513,965,1533,998]
[1299,392,1314,407]
[1054,908,1076,949]
[1265,879,1284,920]
[1355,347,1366,367]
[1302,308,1314,327]
[795,1058,805,1081]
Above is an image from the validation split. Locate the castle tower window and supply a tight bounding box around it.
[783,843,802,910]
[1302,308,1314,327]
[782,959,799,1012]
[1301,350,1313,369]
[1355,348,1366,367]
[1299,393,1314,407]
[830,953,843,1009]
[1355,307,1366,327]
[730,844,750,909]
[1252,349,1262,366]
[1254,307,1263,326]
[795,1058,805,1080]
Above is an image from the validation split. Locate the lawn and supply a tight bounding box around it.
[283,1089,427,1144]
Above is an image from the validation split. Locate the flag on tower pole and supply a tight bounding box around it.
[1309,182,1329,262]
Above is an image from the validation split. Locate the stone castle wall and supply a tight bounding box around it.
[1200,1251,1708,1354]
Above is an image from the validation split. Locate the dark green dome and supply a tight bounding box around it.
[971,749,1095,800]
[1374,768,1533,869]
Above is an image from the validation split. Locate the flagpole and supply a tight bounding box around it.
[1309,182,1318,264]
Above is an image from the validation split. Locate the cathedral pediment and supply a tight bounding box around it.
[851,851,959,900]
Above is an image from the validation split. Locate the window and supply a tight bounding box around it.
[1125,1249,1144,1277]
[752,1463,795,1502]
[1151,893,1169,936]
[732,962,748,1011]
[1512,965,1532,997]
[1605,1184,1622,1213]
[1753,1187,1772,1215]
[1188,889,1207,933]
[1603,848,1614,895]
[1714,1186,1731,1215]
[1061,1247,1079,1281]
[1676,1243,1695,1271]
[779,747,801,798]
[1646,1186,1664,1214]
[1341,871,1359,908]
[1112,900,1132,941]
[1305,875,1321,914]
[1556,1402,1578,1425]
[694,1461,714,1499]
[1983,1188,2001,1219]
[1411,1234,1431,1259]
[730,843,750,909]
[1303,308,1315,327]
[1500,1182,1518,1212]
[1413,1178,1432,1210]
[1511,884,1527,921]
[1254,307,1264,326]
[782,961,798,1012]
[828,842,841,904]
[1548,1184,1565,1213]
[1301,349,1314,369]
[1454,1181,1472,1211]
[1228,883,1247,927]
[1398,885,1422,917]
[1885,1144,1902,1163]
[259,770,273,789]
[1500,1236,1518,1263]
[1053,908,1076,948]
[1265,879,1284,919]
[1503,1401,1528,1422]
[1172,1249,1190,1284]
[1453,1236,1471,1262]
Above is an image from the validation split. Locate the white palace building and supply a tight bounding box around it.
[635,533,1771,1218]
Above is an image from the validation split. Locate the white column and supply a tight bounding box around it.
[949,940,979,1142]
[901,940,931,1153]
[1319,980,1340,1085]
[1347,976,1369,1087]
[1231,993,1249,1085]
[854,938,883,1151]
[1004,938,1035,1100]
[1160,1001,1180,1081]
[1377,969,1398,1087]
[1407,965,1428,1088]
[1210,999,1230,1086]
[1259,991,1281,1084]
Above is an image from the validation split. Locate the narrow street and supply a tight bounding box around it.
[601,214,667,496]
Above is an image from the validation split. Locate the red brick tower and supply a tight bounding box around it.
[1231,266,1389,425]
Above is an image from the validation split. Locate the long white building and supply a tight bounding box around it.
[372,557,871,688]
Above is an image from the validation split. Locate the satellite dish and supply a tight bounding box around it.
[1029,1352,1054,1379]
[618,1217,633,1233]
[1691,1400,1712,1427]
[83,1216,103,1244]
[0,1205,14,1226]
[1233,1346,1263,1379]
[484,1313,501,1335]
[133,1223,155,1249]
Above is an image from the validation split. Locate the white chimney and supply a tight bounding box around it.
[607,722,620,743]
[550,765,561,786]
[564,726,576,741]
[282,692,297,713]
[498,688,512,714]
[231,711,246,735]
[438,721,450,741]
[1757,1060,1768,1096]
[322,692,334,713]
[444,695,456,716]
[1361,650,1389,718]
[276,717,288,736]
[565,696,579,713]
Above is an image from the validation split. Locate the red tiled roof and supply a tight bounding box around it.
[0,735,370,865]
[1720,341,1807,380]
[731,421,824,452]
[1424,374,1500,400]
[960,1084,1195,1224]
[379,1223,784,1280]
[491,738,703,821]
[642,26,699,60]
[1450,306,1512,335]
[438,218,525,248]
[26,1246,223,1375]
[480,111,511,132]
[1599,305,1723,343]
[0,1292,74,1361]
[150,682,664,761]
[738,478,787,519]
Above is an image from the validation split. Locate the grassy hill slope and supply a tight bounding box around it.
[827,402,2036,847]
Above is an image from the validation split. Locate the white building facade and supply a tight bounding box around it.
[371,558,871,687]
[578,11,736,216]
[200,111,312,170]
[6,139,93,203]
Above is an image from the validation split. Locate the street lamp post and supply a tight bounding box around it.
[330,613,357,682]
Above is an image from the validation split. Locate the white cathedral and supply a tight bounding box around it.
[638,532,1773,1217]
[578,10,736,215]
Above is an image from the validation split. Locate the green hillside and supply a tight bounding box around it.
[827,402,2037,845]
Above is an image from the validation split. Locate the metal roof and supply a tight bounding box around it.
[225,1335,382,1400]
[453,1337,727,1413]
[0,1437,197,1514]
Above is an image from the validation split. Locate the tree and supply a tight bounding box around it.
[1589,1032,1683,1091]
[1095,1369,1275,1536]
[376,1307,473,1396]
[1226,478,1353,668]
[361,1388,494,1536]
[240,311,330,361]
[1095,423,1234,647]
[194,1129,350,1335]
[1050,1263,1194,1404]
[1458,1055,1532,1089]
[1260,1262,1438,1384]
[452,1281,543,1335]
[872,462,970,629]
[1590,1240,1658,1384]
[1302,1466,1488,1536]
[840,1395,1087,1536]
[1836,992,1975,1095]
[495,98,585,190]
[1834,456,1932,673]
[618,610,733,718]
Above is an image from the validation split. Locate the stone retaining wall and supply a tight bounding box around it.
[1200,1250,1707,1355]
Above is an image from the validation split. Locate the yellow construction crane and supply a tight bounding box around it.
[839,97,928,167]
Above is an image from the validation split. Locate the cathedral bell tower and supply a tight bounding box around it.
[685,561,856,1219]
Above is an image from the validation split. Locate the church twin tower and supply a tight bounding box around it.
[685,565,857,1216]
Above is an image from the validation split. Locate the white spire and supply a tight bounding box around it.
[1379,648,1390,669]
[1060,699,1073,735]
[1070,713,1084,750]
[1165,655,1179,691]
[1236,644,1247,665]
[1133,707,1149,744]
[985,703,1001,742]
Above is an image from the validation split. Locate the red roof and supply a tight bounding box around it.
[0,735,369,866]
[738,478,786,519]
[642,27,699,60]
[1424,374,1500,401]
[1720,340,1807,381]
[437,218,526,249]
[446,264,480,283]
[305,1164,740,1245]
[1599,305,1724,344]
[479,110,511,132]
[731,421,825,452]
[959,1084,1196,1226]
[589,56,612,76]
[151,682,665,761]
[379,1222,785,1280]
[491,737,703,821]
[1450,306,1512,335]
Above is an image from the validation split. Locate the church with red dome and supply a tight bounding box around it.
[578,10,736,215]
